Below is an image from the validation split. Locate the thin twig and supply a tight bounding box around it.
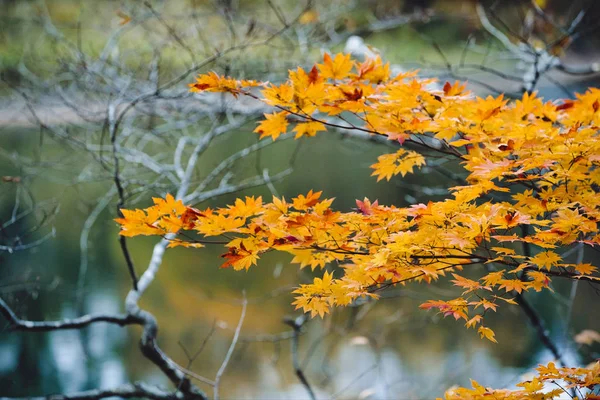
[284,315,316,400]
[214,293,248,400]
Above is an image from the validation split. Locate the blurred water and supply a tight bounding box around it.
[1,126,598,398]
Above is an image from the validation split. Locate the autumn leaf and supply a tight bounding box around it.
[371,149,426,181]
[465,315,482,328]
[574,263,597,275]
[293,121,326,138]
[516,378,543,393]
[318,53,353,80]
[498,279,527,294]
[292,190,322,210]
[254,111,289,140]
[478,326,497,343]
[220,244,260,270]
[443,81,467,96]
[167,239,205,249]
[529,251,561,271]
[355,198,379,215]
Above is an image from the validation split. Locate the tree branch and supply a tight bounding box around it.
[283,315,316,400]
[0,297,138,332]
[514,292,566,367]
[214,294,247,400]
[3,382,183,400]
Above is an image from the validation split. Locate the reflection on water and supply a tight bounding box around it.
[0,339,19,374]
[50,329,87,392]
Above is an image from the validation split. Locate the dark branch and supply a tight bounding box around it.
[283,315,316,400]
[514,293,566,367]
[4,382,182,400]
[523,267,600,285]
[0,297,138,332]
[0,296,207,399]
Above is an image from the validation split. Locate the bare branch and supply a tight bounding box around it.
[0,297,137,332]
[284,315,316,400]
[2,382,183,400]
[214,294,247,400]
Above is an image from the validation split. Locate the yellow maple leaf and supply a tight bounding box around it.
[516,377,543,393]
[166,239,205,249]
[292,190,322,210]
[262,83,294,107]
[293,121,326,138]
[529,250,561,271]
[478,326,497,343]
[318,53,353,80]
[254,111,288,140]
[574,263,598,275]
[370,149,426,181]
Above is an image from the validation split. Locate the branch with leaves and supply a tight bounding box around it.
[117,52,600,398]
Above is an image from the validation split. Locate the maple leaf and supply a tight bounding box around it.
[318,53,353,80]
[420,299,468,321]
[371,149,426,181]
[189,72,246,96]
[355,56,390,83]
[470,299,497,311]
[491,247,516,255]
[526,270,551,292]
[115,208,164,237]
[529,250,561,271]
[262,83,294,107]
[443,231,473,249]
[167,239,205,249]
[308,66,320,84]
[478,326,498,343]
[226,196,263,218]
[355,198,379,215]
[465,315,483,328]
[491,210,532,229]
[195,214,245,236]
[292,190,322,210]
[181,207,204,229]
[575,263,598,275]
[293,121,326,138]
[451,274,483,294]
[470,158,512,181]
[516,378,543,393]
[154,193,186,215]
[220,246,260,271]
[498,279,527,294]
[254,111,289,140]
[443,81,467,96]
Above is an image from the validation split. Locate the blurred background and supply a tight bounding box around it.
[1,0,600,398]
